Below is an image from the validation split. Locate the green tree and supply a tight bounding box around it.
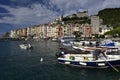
[98,8,120,28]
[3,32,10,38]
[72,31,81,38]
[104,26,120,37]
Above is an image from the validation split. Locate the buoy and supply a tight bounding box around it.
[40,57,43,62]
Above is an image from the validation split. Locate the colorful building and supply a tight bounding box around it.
[81,24,92,38]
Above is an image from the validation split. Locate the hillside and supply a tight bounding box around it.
[62,17,90,24]
[98,8,120,27]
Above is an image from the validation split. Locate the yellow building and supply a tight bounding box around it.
[19,28,27,37]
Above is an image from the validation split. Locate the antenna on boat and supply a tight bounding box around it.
[103,54,119,72]
[106,60,119,72]
[101,49,119,72]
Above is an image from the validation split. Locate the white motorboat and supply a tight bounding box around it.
[19,43,32,50]
[57,49,120,69]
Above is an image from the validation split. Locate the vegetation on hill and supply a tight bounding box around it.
[98,8,120,28]
[2,32,10,38]
[62,17,90,24]
[104,26,120,37]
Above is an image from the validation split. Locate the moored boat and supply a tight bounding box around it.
[57,48,120,68]
[56,47,87,58]
[19,43,32,50]
[72,42,119,53]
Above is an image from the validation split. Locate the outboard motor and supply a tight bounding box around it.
[56,51,65,58]
[96,41,99,47]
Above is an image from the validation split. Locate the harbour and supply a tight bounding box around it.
[0,40,120,80]
[0,0,120,80]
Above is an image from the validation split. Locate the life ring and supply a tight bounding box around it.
[69,56,75,60]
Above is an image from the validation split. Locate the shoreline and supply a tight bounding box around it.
[0,38,25,41]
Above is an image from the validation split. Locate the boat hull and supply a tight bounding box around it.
[58,58,120,68]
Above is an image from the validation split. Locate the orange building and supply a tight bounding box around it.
[57,24,64,38]
[20,28,27,38]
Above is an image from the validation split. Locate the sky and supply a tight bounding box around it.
[0,0,120,34]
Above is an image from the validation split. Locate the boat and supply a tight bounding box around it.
[19,36,33,50]
[73,41,97,46]
[51,38,59,42]
[61,41,73,46]
[60,36,76,43]
[72,40,119,52]
[72,44,119,53]
[99,39,120,48]
[100,39,120,46]
[56,47,89,58]
[57,48,120,68]
[19,43,32,50]
[100,39,115,47]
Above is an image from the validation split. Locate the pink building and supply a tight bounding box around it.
[82,24,92,38]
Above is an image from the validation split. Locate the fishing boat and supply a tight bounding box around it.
[73,41,97,46]
[51,38,59,42]
[72,41,119,52]
[61,41,73,46]
[19,43,32,50]
[56,47,88,58]
[57,48,120,69]
[99,39,120,50]
[60,36,76,43]
[19,36,33,50]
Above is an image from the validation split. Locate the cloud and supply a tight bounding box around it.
[0,0,120,28]
[87,0,120,15]
[49,0,85,14]
[49,0,120,15]
[0,4,59,26]
[102,0,120,8]
[49,0,96,14]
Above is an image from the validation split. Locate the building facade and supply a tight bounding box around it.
[81,24,92,38]
[91,15,100,34]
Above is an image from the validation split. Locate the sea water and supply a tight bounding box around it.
[0,40,120,80]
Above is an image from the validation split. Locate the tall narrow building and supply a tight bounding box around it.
[91,15,100,34]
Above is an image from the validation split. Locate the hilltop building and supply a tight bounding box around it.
[76,11,89,18]
[66,11,89,18]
